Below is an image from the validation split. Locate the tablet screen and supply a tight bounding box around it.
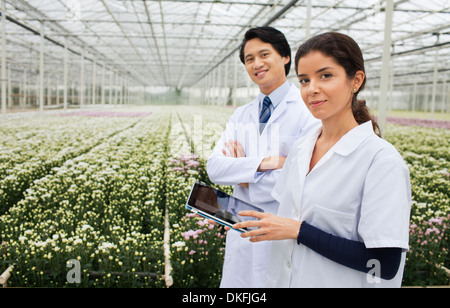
[186,182,264,229]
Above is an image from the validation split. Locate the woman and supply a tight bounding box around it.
[232,32,412,288]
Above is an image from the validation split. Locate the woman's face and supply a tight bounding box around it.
[296,50,363,122]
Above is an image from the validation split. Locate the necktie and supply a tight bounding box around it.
[259,96,272,133]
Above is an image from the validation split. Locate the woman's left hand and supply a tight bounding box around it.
[233,211,302,243]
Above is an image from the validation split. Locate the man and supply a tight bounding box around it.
[207,27,320,288]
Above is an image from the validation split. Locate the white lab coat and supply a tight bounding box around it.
[207,83,320,288]
[267,121,412,288]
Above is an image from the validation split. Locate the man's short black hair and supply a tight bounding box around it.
[239,26,292,76]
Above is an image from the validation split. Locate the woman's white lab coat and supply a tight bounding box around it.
[207,83,320,288]
[267,121,412,288]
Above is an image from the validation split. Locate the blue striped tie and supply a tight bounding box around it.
[259,96,272,134]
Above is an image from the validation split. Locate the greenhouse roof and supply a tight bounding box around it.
[2,0,450,89]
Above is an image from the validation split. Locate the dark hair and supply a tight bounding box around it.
[295,32,380,136]
[239,26,291,76]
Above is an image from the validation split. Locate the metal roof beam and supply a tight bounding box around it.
[192,0,300,87]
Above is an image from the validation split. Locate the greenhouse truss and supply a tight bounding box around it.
[0,1,449,125]
[1,1,450,290]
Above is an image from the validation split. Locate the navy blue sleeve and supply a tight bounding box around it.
[297,222,402,280]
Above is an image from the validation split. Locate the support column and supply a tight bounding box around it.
[47,76,51,106]
[224,59,229,106]
[101,63,105,105]
[305,0,312,39]
[109,70,113,105]
[7,64,11,108]
[377,0,394,137]
[442,80,447,113]
[216,66,220,106]
[114,72,118,107]
[412,78,417,113]
[92,60,96,105]
[430,49,439,118]
[63,42,68,111]
[447,85,450,113]
[80,50,84,108]
[119,77,123,105]
[424,86,429,112]
[71,81,75,106]
[388,61,393,114]
[39,23,45,112]
[56,78,59,106]
[233,51,238,107]
[1,0,6,114]
[23,70,27,107]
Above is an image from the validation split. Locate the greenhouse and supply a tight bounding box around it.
[0,0,449,290]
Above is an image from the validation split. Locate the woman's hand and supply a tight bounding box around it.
[233,211,302,243]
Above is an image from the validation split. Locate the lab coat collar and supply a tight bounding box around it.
[250,82,300,125]
[333,121,375,156]
[297,121,375,157]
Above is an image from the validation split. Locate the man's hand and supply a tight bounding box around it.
[257,156,286,172]
[222,140,249,188]
[222,140,286,187]
[223,140,245,158]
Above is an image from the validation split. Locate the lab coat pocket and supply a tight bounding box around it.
[310,204,356,240]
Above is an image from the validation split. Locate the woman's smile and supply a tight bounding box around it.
[309,100,327,108]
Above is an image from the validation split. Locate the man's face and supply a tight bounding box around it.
[243,38,290,95]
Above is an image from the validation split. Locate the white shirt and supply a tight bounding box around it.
[257,80,290,114]
[267,121,412,288]
[207,83,320,288]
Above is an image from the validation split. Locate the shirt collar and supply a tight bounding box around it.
[332,121,375,156]
[298,121,375,157]
[258,80,290,109]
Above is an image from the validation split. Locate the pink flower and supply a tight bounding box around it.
[186,160,200,167]
[197,219,208,227]
[182,229,198,240]
[189,250,196,255]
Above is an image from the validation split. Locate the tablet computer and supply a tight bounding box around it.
[186,181,264,233]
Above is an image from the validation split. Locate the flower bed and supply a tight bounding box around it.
[385,124,450,286]
[386,116,450,130]
[0,107,449,287]
[1,110,169,287]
